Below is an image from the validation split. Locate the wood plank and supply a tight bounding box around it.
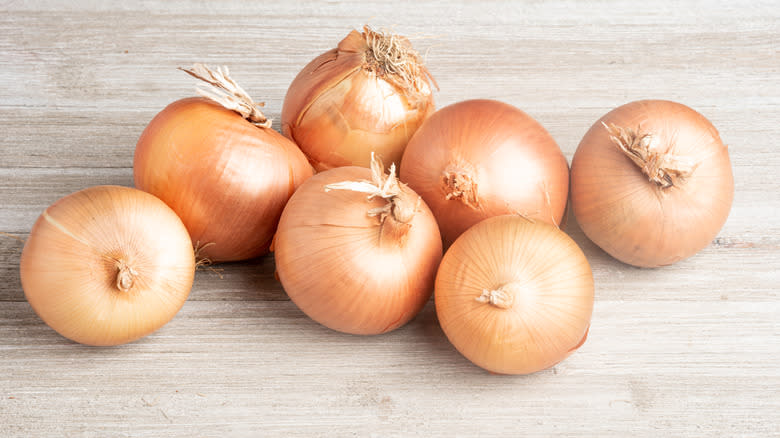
[1,301,778,436]
[0,168,133,233]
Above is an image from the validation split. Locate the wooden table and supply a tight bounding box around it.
[2,2,778,436]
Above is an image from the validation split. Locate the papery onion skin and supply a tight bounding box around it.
[281,27,436,171]
[20,186,196,346]
[400,99,569,247]
[435,215,594,375]
[134,97,313,262]
[570,100,734,267]
[274,166,442,335]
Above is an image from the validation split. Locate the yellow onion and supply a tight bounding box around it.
[20,186,195,346]
[281,26,437,171]
[571,100,734,267]
[274,155,442,335]
[435,215,593,374]
[401,99,570,247]
[134,64,313,262]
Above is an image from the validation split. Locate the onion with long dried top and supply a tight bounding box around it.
[274,155,442,335]
[435,215,594,374]
[134,64,313,262]
[570,100,734,267]
[400,99,569,247]
[20,186,196,346]
[281,26,437,171]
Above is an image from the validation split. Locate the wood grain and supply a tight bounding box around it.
[1,1,778,436]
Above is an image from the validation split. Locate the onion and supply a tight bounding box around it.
[400,99,570,246]
[435,215,594,374]
[281,26,437,171]
[274,155,442,335]
[20,186,196,346]
[134,64,313,262]
[570,100,734,267]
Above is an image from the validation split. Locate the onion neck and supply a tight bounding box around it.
[603,122,697,189]
[324,154,419,247]
[475,283,519,310]
[179,63,272,128]
[115,260,138,293]
[442,164,479,208]
[379,187,419,246]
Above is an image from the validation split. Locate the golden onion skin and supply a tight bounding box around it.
[435,215,594,374]
[134,97,314,262]
[401,99,569,247]
[20,186,196,346]
[282,28,436,171]
[571,100,734,267]
[274,166,442,335]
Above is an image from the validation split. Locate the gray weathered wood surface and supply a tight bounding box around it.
[1,1,778,436]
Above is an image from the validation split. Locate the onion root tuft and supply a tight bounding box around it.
[115,260,138,293]
[362,26,438,105]
[476,285,515,309]
[603,122,698,189]
[442,165,479,208]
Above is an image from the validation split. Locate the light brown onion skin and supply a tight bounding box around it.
[134,97,313,262]
[20,186,195,346]
[435,215,594,375]
[281,29,435,171]
[274,167,442,335]
[400,99,569,247]
[571,100,734,267]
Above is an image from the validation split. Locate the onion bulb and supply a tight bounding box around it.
[281,26,437,171]
[435,215,594,374]
[20,185,195,346]
[570,100,734,267]
[134,64,313,262]
[274,155,442,335]
[400,99,570,247]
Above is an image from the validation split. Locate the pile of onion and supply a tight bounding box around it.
[134,64,313,262]
[400,99,570,247]
[20,186,196,346]
[435,215,594,374]
[13,35,738,377]
[282,26,437,171]
[570,100,734,267]
[274,155,442,335]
